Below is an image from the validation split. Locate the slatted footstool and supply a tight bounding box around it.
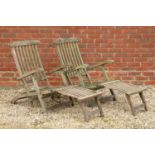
[54,86,104,122]
[101,80,148,116]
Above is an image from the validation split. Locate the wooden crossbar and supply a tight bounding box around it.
[9,40,40,47]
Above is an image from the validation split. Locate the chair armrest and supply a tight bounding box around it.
[49,65,72,74]
[65,64,89,74]
[87,60,114,70]
[17,68,44,80]
[74,64,89,70]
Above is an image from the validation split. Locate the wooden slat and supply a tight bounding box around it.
[31,44,43,80]
[65,42,78,76]
[59,43,68,66]
[10,40,48,82]
[55,38,83,67]
[54,38,92,85]
[15,46,30,86]
[55,86,102,101]
[14,48,23,75]
[20,46,29,74]
[101,80,147,95]
[65,42,74,66]
[25,45,33,70]
[71,42,82,66]
[34,45,44,69]
[54,38,79,44]
[20,46,29,73]
[74,42,84,65]
[68,42,78,67]
[23,46,31,72]
[12,48,23,76]
[72,42,88,76]
[33,45,42,80]
[56,46,65,66]
[57,43,75,77]
[9,40,40,47]
[33,44,48,81]
[27,45,36,70]
[22,45,32,82]
[62,43,71,65]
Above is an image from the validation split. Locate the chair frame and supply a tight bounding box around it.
[9,40,53,112]
[51,38,116,97]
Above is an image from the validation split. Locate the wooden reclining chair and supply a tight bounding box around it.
[51,37,148,115]
[9,40,55,112]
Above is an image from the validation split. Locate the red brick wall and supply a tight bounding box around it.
[0,26,155,86]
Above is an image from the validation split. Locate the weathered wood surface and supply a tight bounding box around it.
[54,37,92,85]
[9,40,51,112]
[101,80,148,95]
[54,38,79,44]
[53,37,118,90]
[11,40,47,82]
[9,40,40,47]
[55,85,102,101]
[9,39,104,121]
[54,85,104,122]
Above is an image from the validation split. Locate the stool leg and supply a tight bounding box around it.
[125,94,135,116]
[109,89,116,101]
[139,92,148,111]
[69,97,75,106]
[95,97,104,117]
[78,101,89,122]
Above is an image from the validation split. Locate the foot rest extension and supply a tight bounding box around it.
[101,80,148,115]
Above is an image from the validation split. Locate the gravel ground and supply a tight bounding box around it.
[0,86,155,129]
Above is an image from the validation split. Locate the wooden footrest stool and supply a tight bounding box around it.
[55,86,104,122]
[100,80,148,115]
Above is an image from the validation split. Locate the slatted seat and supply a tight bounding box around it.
[101,80,147,95]
[101,80,148,115]
[56,85,102,101]
[51,37,148,115]
[55,85,104,121]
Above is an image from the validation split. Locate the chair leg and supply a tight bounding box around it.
[78,101,89,122]
[30,97,38,107]
[27,96,35,104]
[125,94,135,116]
[37,94,47,113]
[109,89,116,101]
[69,97,75,106]
[95,97,104,117]
[139,92,148,111]
[32,77,46,112]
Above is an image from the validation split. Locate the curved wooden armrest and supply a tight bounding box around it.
[87,60,114,70]
[61,64,89,74]
[74,64,89,70]
[49,65,72,74]
[17,68,44,80]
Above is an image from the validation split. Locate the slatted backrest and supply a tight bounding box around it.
[54,38,84,71]
[9,40,47,83]
[54,38,92,85]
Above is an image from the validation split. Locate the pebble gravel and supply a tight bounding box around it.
[0,86,155,129]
